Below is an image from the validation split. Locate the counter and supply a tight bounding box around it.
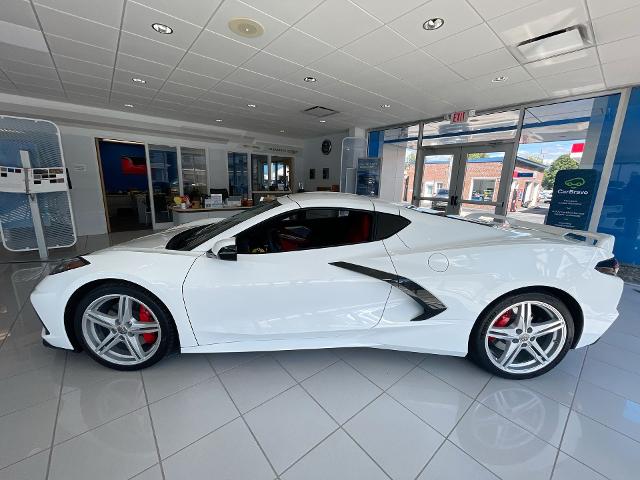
[171,205,250,225]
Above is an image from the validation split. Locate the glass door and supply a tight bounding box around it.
[147,144,179,229]
[417,149,457,214]
[453,144,515,217]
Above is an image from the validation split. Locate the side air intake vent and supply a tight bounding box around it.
[509,24,594,63]
[302,106,338,118]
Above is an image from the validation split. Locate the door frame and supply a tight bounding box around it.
[415,141,516,216]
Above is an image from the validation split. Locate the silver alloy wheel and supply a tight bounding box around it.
[484,301,567,374]
[81,294,161,366]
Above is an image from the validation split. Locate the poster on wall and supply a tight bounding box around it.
[355,157,381,197]
[546,169,598,231]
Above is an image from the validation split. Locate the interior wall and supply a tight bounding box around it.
[379,143,407,202]
[301,131,348,191]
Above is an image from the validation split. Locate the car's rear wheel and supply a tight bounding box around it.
[74,283,176,370]
[469,292,574,379]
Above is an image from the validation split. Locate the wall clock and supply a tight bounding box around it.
[321,139,332,155]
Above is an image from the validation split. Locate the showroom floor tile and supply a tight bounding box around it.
[1,236,640,479]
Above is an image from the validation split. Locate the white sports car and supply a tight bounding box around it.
[31,193,623,379]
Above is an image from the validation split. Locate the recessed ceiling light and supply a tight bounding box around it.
[124,103,134,108]
[423,18,444,31]
[381,104,391,108]
[132,77,146,84]
[303,76,317,83]
[492,75,508,83]
[228,18,264,38]
[215,119,223,122]
[151,23,173,34]
[279,129,285,133]
[319,120,326,123]
[247,104,256,108]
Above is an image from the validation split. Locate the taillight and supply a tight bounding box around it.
[595,257,619,276]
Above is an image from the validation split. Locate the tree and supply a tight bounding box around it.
[543,154,579,189]
[467,152,488,159]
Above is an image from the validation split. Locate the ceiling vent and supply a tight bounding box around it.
[302,106,338,118]
[510,24,594,64]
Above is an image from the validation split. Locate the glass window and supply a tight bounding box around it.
[270,156,292,191]
[148,145,178,223]
[237,208,374,254]
[251,154,269,191]
[373,212,410,240]
[181,147,207,197]
[227,152,248,196]
[421,110,520,146]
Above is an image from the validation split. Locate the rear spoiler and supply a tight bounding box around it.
[462,213,615,254]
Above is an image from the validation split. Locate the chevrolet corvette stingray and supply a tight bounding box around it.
[31,193,623,379]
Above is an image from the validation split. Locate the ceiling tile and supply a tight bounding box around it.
[307,50,372,85]
[177,52,236,78]
[536,65,605,96]
[241,0,324,24]
[592,4,640,44]
[53,54,113,79]
[378,50,462,87]
[423,23,503,65]
[199,90,241,105]
[161,81,206,98]
[168,69,220,89]
[118,31,186,66]
[0,58,56,77]
[191,30,258,66]
[341,27,415,66]
[46,34,115,66]
[598,36,640,64]
[587,0,640,19]
[116,53,174,79]
[109,91,152,105]
[35,0,125,28]
[295,0,382,48]
[449,48,519,79]
[349,0,426,23]
[242,52,301,80]
[113,69,165,89]
[111,80,159,98]
[18,83,65,97]
[263,28,334,66]
[4,0,39,29]
[63,81,109,97]
[472,79,546,110]
[466,65,532,90]
[7,71,61,89]
[466,0,541,20]
[34,4,119,50]
[66,92,109,105]
[525,47,599,78]
[602,58,640,87]
[261,79,321,102]
[389,0,483,47]
[205,0,289,49]
[58,70,111,89]
[122,1,202,49]
[223,68,275,89]
[0,42,52,65]
[489,0,588,46]
[131,0,223,27]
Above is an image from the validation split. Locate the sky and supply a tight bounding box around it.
[517,140,577,164]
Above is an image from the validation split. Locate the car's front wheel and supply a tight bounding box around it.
[469,292,574,379]
[74,283,176,370]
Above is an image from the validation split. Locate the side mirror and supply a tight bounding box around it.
[208,238,237,261]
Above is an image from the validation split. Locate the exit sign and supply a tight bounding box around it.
[450,111,468,123]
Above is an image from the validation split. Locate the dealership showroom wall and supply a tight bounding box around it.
[2,0,640,479]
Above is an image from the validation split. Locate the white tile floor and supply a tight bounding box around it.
[1,233,640,480]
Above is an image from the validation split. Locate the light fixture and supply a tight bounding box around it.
[380,104,391,108]
[151,23,173,34]
[319,120,326,123]
[279,129,285,133]
[215,119,223,122]
[247,103,256,108]
[492,75,508,83]
[228,18,264,38]
[423,18,444,31]
[303,76,317,83]
[124,103,134,108]
[132,77,146,84]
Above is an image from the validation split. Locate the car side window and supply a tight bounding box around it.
[236,208,374,254]
[373,212,411,240]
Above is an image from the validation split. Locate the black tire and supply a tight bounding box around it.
[74,282,177,371]
[469,292,574,379]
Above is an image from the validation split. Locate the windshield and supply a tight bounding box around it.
[166,201,281,251]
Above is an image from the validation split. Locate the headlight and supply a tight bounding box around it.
[50,257,90,275]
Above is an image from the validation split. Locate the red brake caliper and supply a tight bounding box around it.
[488,312,512,342]
[139,305,157,344]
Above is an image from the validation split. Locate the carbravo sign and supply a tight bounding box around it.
[546,169,598,230]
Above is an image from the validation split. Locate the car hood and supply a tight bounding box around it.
[107,218,222,252]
